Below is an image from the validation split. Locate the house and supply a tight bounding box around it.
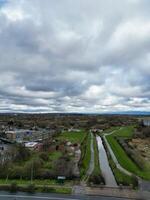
[25,142,38,150]
[68,128,80,132]
[5,131,16,141]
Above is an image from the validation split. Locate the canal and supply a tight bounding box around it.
[96,136,117,187]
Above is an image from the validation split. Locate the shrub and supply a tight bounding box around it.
[89,174,105,185]
[9,182,18,193]
[26,184,35,193]
[14,144,31,162]
[39,152,49,161]
[42,185,55,193]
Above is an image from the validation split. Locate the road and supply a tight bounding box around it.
[0,191,136,200]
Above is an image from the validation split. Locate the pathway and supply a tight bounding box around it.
[103,129,134,177]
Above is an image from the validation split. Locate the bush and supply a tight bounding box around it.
[14,144,31,162]
[41,185,55,193]
[9,182,18,193]
[26,184,35,193]
[8,166,25,179]
[24,158,44,179]
[39,152,49,161]
[54,156,74,178]
[89,174,105,185]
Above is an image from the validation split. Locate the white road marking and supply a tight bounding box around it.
[0,194,79,200]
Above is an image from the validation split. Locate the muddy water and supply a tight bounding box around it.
[96,136,117,187]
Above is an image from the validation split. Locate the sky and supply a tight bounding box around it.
[0,0,150,113]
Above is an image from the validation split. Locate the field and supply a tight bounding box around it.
[106,126,150,180]
[58,130,86,144]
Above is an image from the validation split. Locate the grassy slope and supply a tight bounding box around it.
[80,133,91,178]
[93,136,100,175]
[109,156,138,187]
[106,126,150,180]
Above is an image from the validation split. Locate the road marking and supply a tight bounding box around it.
[0,194,79,200]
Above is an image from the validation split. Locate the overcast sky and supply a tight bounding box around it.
[0,0,150,113]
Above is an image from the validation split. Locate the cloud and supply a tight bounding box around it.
[0,0,149,113]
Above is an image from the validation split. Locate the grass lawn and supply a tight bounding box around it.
[0,179,72,194]
[0,179,73,186]
[58,130,86,144]
[106,126,150,180]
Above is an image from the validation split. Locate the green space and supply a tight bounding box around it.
[0,143,64,181]
[108,157,138,188]
[0,181,72,194]
[0,179,73,186]
[106,126,150,180]
[103,126,120,133]
[58,130,86,144]
[80,132,91,178]
[49,151,62,162]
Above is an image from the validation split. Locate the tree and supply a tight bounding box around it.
[14,144,30,162]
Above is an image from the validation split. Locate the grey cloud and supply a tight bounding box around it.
[0,0,149,112]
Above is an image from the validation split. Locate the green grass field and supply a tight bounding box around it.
[58,130,86,144]
[80,132,91,178]
[109,158,138,187]
[106,126,150,180]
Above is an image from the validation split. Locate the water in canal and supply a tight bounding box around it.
[96,136,117,187]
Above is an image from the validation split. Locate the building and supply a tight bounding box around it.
[142,119,150,127]
[5,131,16,141]
[24,142,38,150]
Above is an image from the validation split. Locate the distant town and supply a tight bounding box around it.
[0,113,149,198]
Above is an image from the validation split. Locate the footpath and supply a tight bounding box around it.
[73,185,150,200]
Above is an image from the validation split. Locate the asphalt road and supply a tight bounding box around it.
[0,191,136,200]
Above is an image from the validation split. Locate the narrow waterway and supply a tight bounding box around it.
[96,136,117,187]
